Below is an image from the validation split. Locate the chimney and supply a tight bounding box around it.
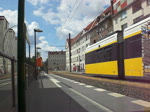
[110,0,114,15]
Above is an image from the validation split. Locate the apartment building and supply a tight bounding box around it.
[111,0,150,31]
[66,6,113,72]
[0,16,17,74]
[66,28,91,72]
[48,51,66,71]
[89,6,113,44]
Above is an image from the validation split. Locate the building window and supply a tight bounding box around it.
[78,48,80,53]
[133,15,144,24]
[132,0,141,13]
[93,40,96,43]
[115,18,118,24]
[121,23,127,30]
[86,44,88,47]
[147,0,150,5]
[121,11,127,20]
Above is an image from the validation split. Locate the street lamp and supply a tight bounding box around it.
[2,25,17,74]
[34,29,43,79]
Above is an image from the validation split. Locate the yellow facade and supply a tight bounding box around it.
[124,57,143,77]
[85,61,118,75]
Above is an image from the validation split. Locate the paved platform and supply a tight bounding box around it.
[26,73,87,112]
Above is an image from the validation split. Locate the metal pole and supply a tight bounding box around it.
[69,33,72,72]
[34,30,37,79]
[29,45,30,59]
[11,57,15,107]
[17,0,26,111]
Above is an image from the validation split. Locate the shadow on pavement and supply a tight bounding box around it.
[26,75,87,112]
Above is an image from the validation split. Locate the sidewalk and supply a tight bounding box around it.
[26,72,87,112]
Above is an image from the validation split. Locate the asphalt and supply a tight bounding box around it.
[26,73,88,112]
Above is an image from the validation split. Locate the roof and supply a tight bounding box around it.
[103,6,111,15]
[0,16,8,23]
[71,32,82,45]
[84,20,98,31]
[48,51,66,55]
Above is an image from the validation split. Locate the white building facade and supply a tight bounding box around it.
[66,30,91,72]
[48,51,66,71]
[0,16,17,74]
[111,0,150,31]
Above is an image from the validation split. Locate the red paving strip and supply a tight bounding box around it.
[50,71,150,89]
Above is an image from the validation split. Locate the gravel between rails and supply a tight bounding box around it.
[50,71,150,102]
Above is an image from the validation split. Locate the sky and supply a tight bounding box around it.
[0,0,110,61]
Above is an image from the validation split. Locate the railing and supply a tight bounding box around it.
[0,51,35,110]
[0,51,16,108]
[25,62,35,87]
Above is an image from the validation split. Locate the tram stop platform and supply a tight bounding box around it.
[26,72,87,112]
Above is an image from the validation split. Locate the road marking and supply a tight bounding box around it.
[50,74,74,82]
[108,93,125,97]
[0,82,11,88]
[44,73,48,76]
[94,88,106,92]
[49,78,61,88]
[73,81,78,83]
[131,100,150,107]
[78,83,85,85]
[70,88,113,112]
[85,85,93,88]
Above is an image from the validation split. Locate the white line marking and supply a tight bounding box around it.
[44,73,48,76]
[50,74,74,82]
[108,93,125,97]
[78,83,85,85]
[49,78,61,88]
[0,82,11,88]
[73,82,79,83]
[51,78,60,83]
[70,88,113,112]
[94,88,106,92]
[85,85,94,88]
[132,100,150,107]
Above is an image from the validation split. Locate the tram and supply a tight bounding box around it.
[85,17,150,79]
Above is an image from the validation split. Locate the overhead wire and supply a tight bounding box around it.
[52,0,79,45]
[65,6,107,39]
[53,0,82,46]
[53,0,106,49]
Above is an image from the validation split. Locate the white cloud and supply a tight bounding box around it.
[28,39,60,61]
[37,40,60,52]
[34,7,60,24]
[0,10,18,33]
[27,0,49,5]
[27,21,40,37]
[35,37,60,61]
[26,21,43,45]
[39,36,45,41]
[0,7,3,10]
[33,0,110,39]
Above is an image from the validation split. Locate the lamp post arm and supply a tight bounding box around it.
[3,25,17,52]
